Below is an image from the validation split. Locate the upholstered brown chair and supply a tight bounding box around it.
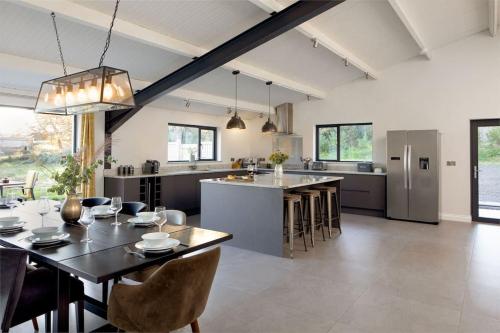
[0,248,85,332]
[22,170,38,200]
[108,247,221,333]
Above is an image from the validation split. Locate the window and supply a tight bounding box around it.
[316,123,373,162]
[168,124,217,162]
[0,106,75,199]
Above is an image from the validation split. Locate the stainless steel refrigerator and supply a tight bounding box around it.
[387,130,440,224]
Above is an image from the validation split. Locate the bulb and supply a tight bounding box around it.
[54,86,63,107]
[65,84,75,106]
[43,92,49,103]
[88,79,99,101]
[114,83,125,98]
[103,76,115,100]
[77,81,87,103]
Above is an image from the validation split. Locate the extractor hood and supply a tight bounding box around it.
[276,103,294,134]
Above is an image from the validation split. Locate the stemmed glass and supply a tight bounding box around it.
[79,207,94,243]
[37,197,50,227]
[154,206,167,232]
[110,197,122,226]
[6,189,18,216]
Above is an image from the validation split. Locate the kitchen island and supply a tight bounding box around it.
[200,173,343,257]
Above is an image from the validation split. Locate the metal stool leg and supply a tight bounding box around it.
[315,196,326,241]
[298,201,307,252]
[288,200,294,258]
[333,192,341,233]
[326,191,333,238]
[308,194,315,247]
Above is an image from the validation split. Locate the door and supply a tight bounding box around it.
[471,119,500,223]
[387,130,408,220]
[408,130,439,223]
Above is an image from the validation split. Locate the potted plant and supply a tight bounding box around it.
[269,151,288,178]
[48,150,114,224]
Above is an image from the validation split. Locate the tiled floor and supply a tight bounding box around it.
[11,214,500,333]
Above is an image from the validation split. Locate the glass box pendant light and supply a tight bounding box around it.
[35,66,135,115]
[35,2,135,115]
[261,81,277,133]
[226,70,246,130]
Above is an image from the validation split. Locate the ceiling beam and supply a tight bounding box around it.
[15,0,326,99]
[105,0,341,134]
[0,53,268,113]
[489,0,498,37]
[248,0,379,79]
[388,0,431,59]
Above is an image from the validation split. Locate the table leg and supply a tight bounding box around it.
[54,269,70,333]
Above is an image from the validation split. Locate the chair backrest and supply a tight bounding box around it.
[24,170,38,189]
[0,248,28,332]
[121,202,147,215]
[82,197,111,208]
[108,247,221,332]
[165,210,186,226]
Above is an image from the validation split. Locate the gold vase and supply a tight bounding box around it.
[61,194,82,224]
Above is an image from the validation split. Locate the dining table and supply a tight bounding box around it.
[0,200,232,332]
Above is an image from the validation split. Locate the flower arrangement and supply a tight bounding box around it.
[269,151,289,165]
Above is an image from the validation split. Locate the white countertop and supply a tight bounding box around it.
[258,168,386,176]
[200,173,343,189]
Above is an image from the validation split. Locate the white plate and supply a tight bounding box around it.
[128,216,160,225]
[0,227,24,234]
[0,221,26,231]
[94,213,115,219]
[135,238,180,252]
[29,232,70,245]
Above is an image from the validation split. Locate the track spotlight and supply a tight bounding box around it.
[311,38,319,48]
[344,58,349,67]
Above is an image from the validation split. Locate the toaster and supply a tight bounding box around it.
[311,161,327,171]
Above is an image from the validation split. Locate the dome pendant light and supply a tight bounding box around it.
[262,81,277,133]
[226,70,246,130]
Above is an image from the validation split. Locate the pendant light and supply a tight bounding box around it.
[35,1,135,115]
[226,70,246,130]
[262,81,277,133]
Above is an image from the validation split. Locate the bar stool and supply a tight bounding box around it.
[294,189,326,247]
[314,185,342,237]
[283,194,307,258]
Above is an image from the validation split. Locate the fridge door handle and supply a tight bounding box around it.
[408,145,412,190]
[403,144,408,189]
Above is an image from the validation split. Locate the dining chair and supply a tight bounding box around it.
[108,247,221,333]
[0,248,85,333]
[121,201,147,215]
[82,196,111,207]
[165,209,187,225]
[22,170,38,200]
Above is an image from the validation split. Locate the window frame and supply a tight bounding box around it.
[168,123,217,162]
[315,122,373,162]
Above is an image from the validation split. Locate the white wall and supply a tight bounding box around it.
[288,31,500,222]
[110,106,252,168]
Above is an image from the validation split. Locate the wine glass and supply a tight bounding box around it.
[79,207,94,243]
[37,197,50,227]
[110,197,122,226]
[154,206,167,232]
[4,189,17,216]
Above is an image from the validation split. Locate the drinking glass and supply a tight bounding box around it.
[4,189,17,216]
[110,197,122,226]
[247,164,255,177]
[79,207,95,243]
[37,197,50,227]
[154,206,167,232]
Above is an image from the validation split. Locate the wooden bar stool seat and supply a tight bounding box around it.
[283,194,307,258]
[314,185,342,236]
[293,189,326,246]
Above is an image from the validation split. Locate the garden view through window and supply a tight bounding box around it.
[0,106,73,199]
[168,124,217,162]
[316,123,373,162]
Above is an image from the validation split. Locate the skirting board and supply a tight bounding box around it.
[440,213,472,223]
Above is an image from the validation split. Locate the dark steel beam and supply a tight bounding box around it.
[106,0,343,133]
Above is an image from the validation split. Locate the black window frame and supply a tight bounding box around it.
[168,123,217,162]
[315,122,373,162]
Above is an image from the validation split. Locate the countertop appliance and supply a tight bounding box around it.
[357,162,373,172]
[387,130,439,224]
[143,160,160,174]
[311,161,327,170]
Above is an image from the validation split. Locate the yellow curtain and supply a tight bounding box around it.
[80,113,95,198]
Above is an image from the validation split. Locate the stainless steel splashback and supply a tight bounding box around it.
[272,135,303,169]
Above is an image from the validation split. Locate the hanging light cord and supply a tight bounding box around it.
[51,12,67,76]
[234,72,238,115]
[98,0,120,67]
[268,83,271,118]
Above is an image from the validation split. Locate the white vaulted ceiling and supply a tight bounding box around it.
[0,0,496,117]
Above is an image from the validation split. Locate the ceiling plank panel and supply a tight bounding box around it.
[489,0,498,37]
